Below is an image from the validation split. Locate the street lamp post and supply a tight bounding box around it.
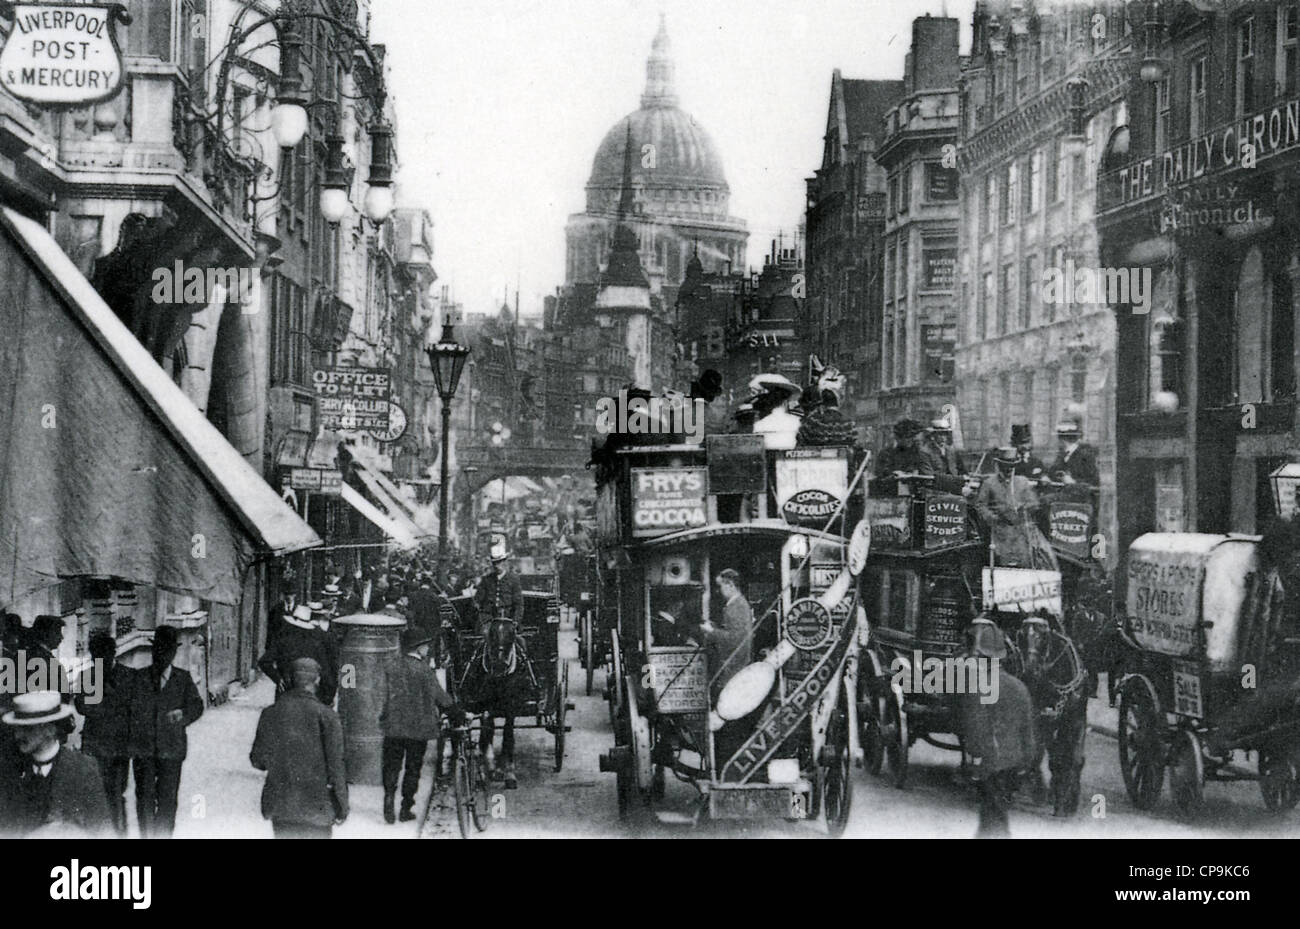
[427,322,471,562]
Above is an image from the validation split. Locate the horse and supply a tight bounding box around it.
[458,616,537,789]
[1012,613,1089,816]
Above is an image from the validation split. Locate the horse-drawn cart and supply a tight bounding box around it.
[436,586,571,776]
[1114,533,1300,815]
[594,439,866,834]
[857,477,1090,815]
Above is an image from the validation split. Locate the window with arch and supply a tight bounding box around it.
[1235,248,1296,402]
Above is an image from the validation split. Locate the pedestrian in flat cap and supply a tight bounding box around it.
[75,632,131,834]
[379,627,464,824]
[126,625,204,837]
[251,657,348,838]
[960,618,1037,838]
[259,604,339,706]
[0,691,110,836]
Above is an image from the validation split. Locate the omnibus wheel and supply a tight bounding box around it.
[822,712,852,837]
[1118,681,1165,810]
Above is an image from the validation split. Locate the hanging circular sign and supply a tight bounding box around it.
[785,598,833,651]
[848,518,872,576]
[368,401,407,443]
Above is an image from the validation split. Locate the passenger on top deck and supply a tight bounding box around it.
[749,373,802,450]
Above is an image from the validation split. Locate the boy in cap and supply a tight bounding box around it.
[251,657,348,838]
[0,691,110,836]
[379,627,464,823]
[127,624,204,837]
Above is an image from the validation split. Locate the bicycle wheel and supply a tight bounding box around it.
[470,749,491,832]
[452,752,473,839]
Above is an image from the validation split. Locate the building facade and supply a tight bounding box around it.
[956,0,1130,562]
[805,70,904,438]
[1099,0,1300,558]
[876,15,964,440]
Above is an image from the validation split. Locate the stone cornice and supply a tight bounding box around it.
[957,55,1131,174]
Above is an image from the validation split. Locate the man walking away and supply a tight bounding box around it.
[0,691,110,836]
[959,617,1037,838]
[127,625,204,837]
[251,657,349,838]
[380,628,464,824]
[75,632,131,834]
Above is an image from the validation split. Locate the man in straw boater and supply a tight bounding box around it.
[379,626,465,824]
[959,618,1037,838]
[259,602,338,706]
[251,657,348,838]
[925,417,963,479]
[474,536,524,631]
[0,691,110,836]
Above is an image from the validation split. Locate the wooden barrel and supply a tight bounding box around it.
[333,614,406,785]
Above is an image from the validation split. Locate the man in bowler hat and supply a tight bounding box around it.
[127,625,204,837]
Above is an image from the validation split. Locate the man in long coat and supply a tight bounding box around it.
[75,632,131,834]
[251,657,348,839]
[379,628,463,824]
[127,625,204,837]
[959,618,1038,838]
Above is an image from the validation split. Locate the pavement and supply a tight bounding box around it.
[110,624,1293,839]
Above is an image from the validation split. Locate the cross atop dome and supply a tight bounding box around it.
[641,13,678,109]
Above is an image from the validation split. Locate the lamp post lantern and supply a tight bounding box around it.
[427,322,471,559]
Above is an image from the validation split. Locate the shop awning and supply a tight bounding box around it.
[352,461,429,541]
[339,483,419,549]
[0,207,321,607]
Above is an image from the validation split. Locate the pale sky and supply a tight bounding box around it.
[371,0,975,318]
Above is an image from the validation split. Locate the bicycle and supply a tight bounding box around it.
[444,718,491,838]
